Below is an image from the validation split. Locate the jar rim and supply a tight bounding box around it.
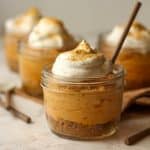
[41,64,124,85]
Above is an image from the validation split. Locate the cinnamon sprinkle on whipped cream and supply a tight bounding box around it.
[68,40,99,61]
[52,40,112,79]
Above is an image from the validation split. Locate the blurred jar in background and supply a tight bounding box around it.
[4,7,42,72]
[19,17,77,97]
[98,22,150,90]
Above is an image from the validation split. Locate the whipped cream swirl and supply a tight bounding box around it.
[28,17,76,50]
[105,22,150,53]
[5,7,41,35]
[52,40,111,79]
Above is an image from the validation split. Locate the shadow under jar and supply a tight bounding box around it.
[41,65,124,140]
[4,33,27,72]
[19,46,61,97]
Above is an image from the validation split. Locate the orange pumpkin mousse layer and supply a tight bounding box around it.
[19,17,77,97]
[42,40,124,139]
[98,22,150,90]
[4,7,42,72]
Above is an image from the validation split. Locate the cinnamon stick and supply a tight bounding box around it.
[7,106,32,123]
[0,90,32,124]
[125,127,150,145]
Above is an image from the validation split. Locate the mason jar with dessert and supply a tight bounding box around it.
[98,22,150,90]
[41,40,124,139]
[19,17,77,97]
[4,7,42,72]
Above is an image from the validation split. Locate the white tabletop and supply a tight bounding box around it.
[0,40,149,150]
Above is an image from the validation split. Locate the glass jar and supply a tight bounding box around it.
[4,33,27,72]
[19,46,61,97]
[97,33,150,90]
[41,65,124,140]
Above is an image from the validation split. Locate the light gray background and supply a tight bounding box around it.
[0,0,149,35]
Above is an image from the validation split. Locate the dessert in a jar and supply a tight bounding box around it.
[98,22,150,90]
[4,7,42,72]
[41,40,124,139]
[19,17,77,97]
